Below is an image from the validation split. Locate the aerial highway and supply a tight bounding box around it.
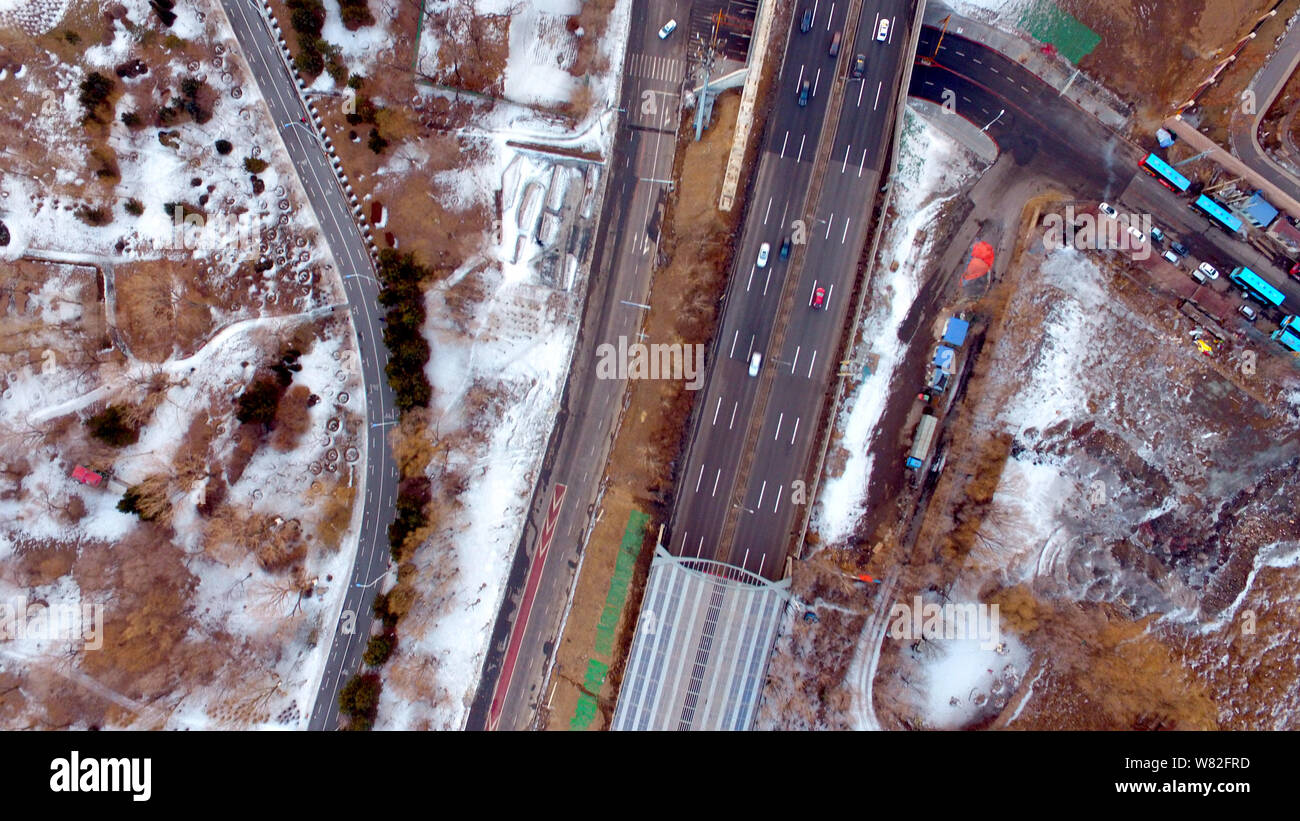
[216,0,399,731]
[667,0,914,579]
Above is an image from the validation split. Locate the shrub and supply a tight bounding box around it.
[214,138,233,155]
[75,205,112,226]
[339,0,374,30]
[337,672,381,721]
[362,634,393,667]
[367,127,388,155]
[347,73,364,90]
[124,198,144,217]
[78,71,115,123]
[235,378,284,428]
[243,156,269,174]
[87,404,140,447]
[162,33,186,50]
[120,110,142,129]
[375,250,434,412]
[388,476,430,559]
[63,30,81,45]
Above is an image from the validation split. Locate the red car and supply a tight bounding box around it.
[811,287,826,309]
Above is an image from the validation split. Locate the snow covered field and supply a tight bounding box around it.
[363,0,631,729]
[0,0,361,728]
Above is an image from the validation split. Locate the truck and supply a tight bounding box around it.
[1273,315,1300,353]
[905,414,938,470]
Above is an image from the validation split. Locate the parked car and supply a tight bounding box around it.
[1170,240,1189,256]
[852,54,866,78]
[1162,249,1180,267]
[1150,226,1165,243]
[1189,267,1207,285]
[1098,202,1118,219]
[658,19,677,39]
[811,286,826,309]
[1239,304,1258,321]
[829,30,842,56]
[798,79,810,107]
[748,352,762,377]
[800,9,813,32]
[757,242,770,268]
[876,19,891,41]
[780,238,792,259]
[1126,225,1145,245]
[1197,261,1220,280]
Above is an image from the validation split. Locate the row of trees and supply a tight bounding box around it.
[286,0,349,84]
[376,249,433,411]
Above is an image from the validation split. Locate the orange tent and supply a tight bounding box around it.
[961,241,995,281]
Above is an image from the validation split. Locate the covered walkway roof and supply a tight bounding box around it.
[612,547,792,731]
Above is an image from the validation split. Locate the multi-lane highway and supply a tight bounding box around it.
[214,0,400,731]
[468,0,694,731]
[667,0,913,579]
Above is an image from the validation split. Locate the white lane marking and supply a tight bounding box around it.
[827,283,835,305]
[730,329,739,358]
[790,417,800,445]
[780,130,789,158]
[888,17,895,45]
[808,278,819,307]
[813,68,822,98]
[756,481,767,510]
[859,148,868,178]
[791,345,800,374]
[763,266,773,296]
[828,2,837,30]
[874,81,882,110]
[711,469,721,498]
[825,214,834,239]
[764,196,773,224]
[842,143,851,174]
[857,79,866,107]
[746,265,755,291]
[774,413,783,441]
[773,484,783,513]
[797,133,807,162]
[729,401,738,430]
[712,396,722,426]
[695,464,705,493]
[842,217,851,244]
[807,349,818,378]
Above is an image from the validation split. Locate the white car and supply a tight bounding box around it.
[1126,225,1145,245]
[658,19,677,39]
[1239,304,1258,321]
[876,19,890,41]
[757,242,770,268]
[748,352,762,377]
[1098,202,1118,219]
[1197,261,1220,280]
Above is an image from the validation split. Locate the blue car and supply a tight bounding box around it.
[800,9,813,33]
[798,80,810,107]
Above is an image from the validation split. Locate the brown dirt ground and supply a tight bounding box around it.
[542,90,746,730]
[1059,0,1288,138]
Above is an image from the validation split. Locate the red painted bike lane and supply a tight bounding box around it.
[486,482,567,731]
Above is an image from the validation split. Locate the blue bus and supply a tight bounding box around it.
[1141,153,1191,193]
[1230,267,1286,307]
[1194,194,1245,234]
[1272,325,1300,353]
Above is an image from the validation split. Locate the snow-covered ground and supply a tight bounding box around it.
[0,0,360,728]
[370,0,632,729]
[814,109,986,546]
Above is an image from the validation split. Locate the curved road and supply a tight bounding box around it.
[215,0,399,731]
